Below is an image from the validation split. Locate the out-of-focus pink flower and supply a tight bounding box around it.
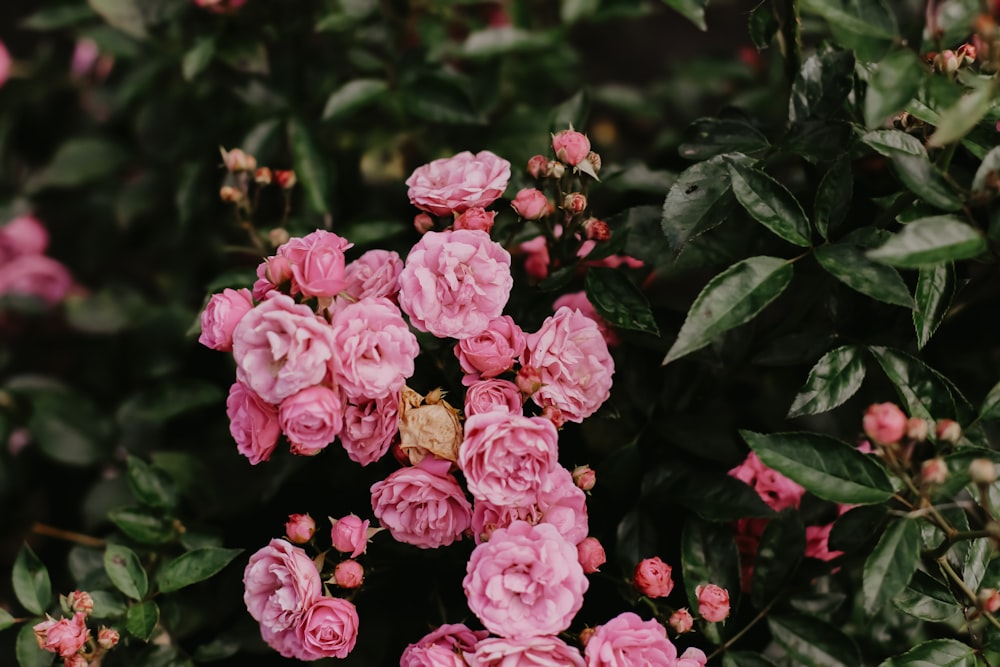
[0,215,49,261]
[0,255,74,305]
[804,523,842,562]
[633,557,674,598]
[406,151,511,216]
[729,451,805,511]
[194,0,247,14]
[677,647,708,667]
[468,635,586,667]
[583,612,677,667]
[226,381,280,465]
[0,42,10,88]
[519,234,550,281]
[199,288,254,352]
[862,403,907,445]
[696,583,730,622]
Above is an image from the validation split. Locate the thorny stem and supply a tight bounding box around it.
[32,522,106,548]
[706,590,783,662]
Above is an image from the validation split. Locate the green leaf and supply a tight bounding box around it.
[88,0,147,39]
[862,129,926,158]
[724,652,778,667]
[643,463,775,522]
[403,74,483,125]
[893,570,961,622]
[22,5,96,30]
[182,37,215,82]
[678,118,770,161]
[787,345,867,418]
[288,117,331,215]
[768,614,860,667]
[126,600,159,641]
[862,518,921,614]
[980,379,1000,421]
[660,0,707,30]
[157,547,243,593]
[663,256,794,365]
[789,49,856,122]
[868,217,986,267]
[972,145,1000,194]
[550,90,589,134]
[116,380,223,426]
[682,516,740,642]
[864,49,924,128]
[799,0,897,39]
[913,262,955,349]
[16,623,54,667]
[814,157,852,239]
[584,267,659,336]
[661,154,741,254]
[615,507,658,572]
[463,26,552,57]
[108,507,176,544]
[878,639,977,667]
[560,0,598,23]
[104,544,148,600]
[88,590,127,619]
[928,80,999,148]
[751,511,806,608]
[829,504,888,552]
[740,430,893,504]
[28,391,110,466]
[13,544,51,616]
[0,607,15,630]
[748,2,778,51]
[816,243,914,307]
[322,79,388,121]
[126,456,178,510]
[727,161,811,247]
[868,346,966,421]
[28,138,127,191]
[889,154,964,211]
[964,535,991,592]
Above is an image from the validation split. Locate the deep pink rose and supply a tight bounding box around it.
[453,207,496,233]
[226,381,281,465]
[33,612,89,657]
[333,560,364,589]
[633,557,674,598]
[728,452,804,511]
[0,255,74,305]
[232,293,337,404]
[468,636,585,667]
[863,402,907,445]
[577,537,606,574]
[454,315,526,385]
[805,523,842,562]
[339,393,399,466]
[295,596,359,660]
[552,130,591,166]
[464,379,523,417]
[463,521,587,638]
[519,235,550,281]
[199,288,254,352]
[459,411,559,507]
[553,291,619,347]
[400,623,488,667]
[329,297,418,400]
[677,647,708,667]
[406,150,511,216]
[511,188,551,221]
[341,249,403,302]
[370,459,473,549]
[399,230,513,340]
[0,215,49,261]
[330,514,371,558]
[278,230,352,298]
[244,539,322,642]
[523,307,614,422]
[278,385,343,455]
[583,612,677,667]
[695,583,730,622]
[285,513,316,544]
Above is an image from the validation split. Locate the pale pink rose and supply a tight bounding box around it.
[339,393,399,466]
[454,315,526,385]
[728,451,804,511]
[341,249,403,302]
[279,385,343,455]
[511,188,551,220]
[453,207,496,233]
[0,215,49,260]
[552,130,591,166]
[468,636,585,667]
[464,521,588,638]
[583,612,677,667]
[330,514,371,558]
[399,230,513,340]
[252,255,291,300]
[329,297,418,400]
[553,291,619,347]
[285,513,316,544]
[695,584,730,623]
[33,613,89,657]
[518,235,549,281]
[863,402,908,444]
[669,609,693,634]
[577,537,606,574]
[523,307,614,423]
[804,523,842,562]
[226,381,281,465]
[0,255,74,305]
[199,288,254,352]
[232,293,337,404]
[243,539,322,642]
[278,230,353,298]
[401,623,488,667]
[333,560,364,589]
[459,411,559,506]
[370,458,473,549]
[677,647,708,667]
[464,379,523,417]
[0,42,9,88]
[633,557,673,598]
[406,151,511,216]
[295,596,359,660]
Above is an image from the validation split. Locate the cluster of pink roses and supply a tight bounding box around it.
[33,590,119,666]
[0,215,76,307]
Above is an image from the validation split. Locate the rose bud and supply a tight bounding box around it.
[634,557,674,598]
[936,419,962,444]
[572,465,596,491]
[254,167,273,185]
[981,588,1000,613]
[286,513,316,544]
[970,458,998,484]
[862,403,907,445]
[220,147,257,172]
[546,160,566,179]
[552,129,591,166]
[583,218,611,241]
[527,154,548,179]
[219,185,245,203]
[563,192,587,215]
[669,608,694,634]
[579,627,595,648]
[906,417,929,441]
[511,188,551,221]
[97,626,120,650]
[273,169,297,189]
[61,591,94,617]
[921,458,949,486]
[413,213,434,234]
[334,559,364,589]
[696,583,730,622]
[577,537,606,574]
[453,207,496,234]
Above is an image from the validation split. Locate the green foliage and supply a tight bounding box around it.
[13,544,51,616]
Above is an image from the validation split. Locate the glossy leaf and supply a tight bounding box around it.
[288,117,331,215]
[980,379,1000,421]
[13,543,51,616]
[741,430,893,504]
[727,161,811,246]
[964,535,991,592]
[643,463,774,522]
[679,118,769,161]
[914,263,955,349]
[126,600,159,641]
[864,49,923,127]
[615,507,658,572]
[182,37,215,82]
[104,543,148,600]
[157,547,243,593]
[862,518,921,614]
[748,2,778,50]
[663,256,794,365]
[661,154,738,254]
[787,345,867,418]
[829,504,888,552]
[22,5,96,30]
[16,623,54,667]
[108,507,176,544]
[789,50,856,121]
[724,652,778,667]
[0,607,14,631]
[751,511,806,608]
[126,456,178,510]
[88,590,127,619]
[768,614,861,667]
[878,639,977,667]
[28,391,110,466]
[116,380,223,426]
[928,80,998,148]
[972,145,1000,193]
[862,129,926,158]
[868,217,986,267]
[584,267,660,335]
[799,0,896,39]
[893,570,961,622]
[868,346,971,421]
[322,79,387,121]
[27,138,127,191]
[889,154,964,211]
[814,157,852,239]
[661,0,707,30]
[815,243,913,307]
[682,516,740,642]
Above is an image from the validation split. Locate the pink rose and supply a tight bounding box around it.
[243,539,322,643]
[454,315,526,385]
[511,188,551,220]
[401,623,488,667]
[370,459,473,549]
[459,411,559,506]
[519,235,549,281]
[453,207,496,233]
[464,521,588,638]
[552,130,591,166]
[728,452,804,511]
[295,596,359,660]
[468,636,585,667]
[805,523,842,562]
[232,293,337,404]
[33,612,89,657]
[677,647,708,667]
[193,0,246,13]
[0,215,49,261]
[226,381,281,465]
[341,249,403,302]
[695,583,730,623]
[526,154,548,179]
[863,402,907,445]
[572,465,596,491]
[523,307,614,423]
[669,608,693,634]
[285,513,316,544]
[464,379,523,417]
[330,514,372,557]
[633,557,674,598]
[577,537,606,574]
[339,393,399,466]
[279,386,343,455]
[0,255,74,305]
[278,230,352,298]
[333,560,364,589]
[399,229,513,340]
[406,150,511,216]
[199,288,254,352]
[252,255,291,300]
[329,297,419,400]
[553,291,619,347]
[583,612,677,667]
[0,42,9,88]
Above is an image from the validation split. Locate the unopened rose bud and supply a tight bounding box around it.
[863,403,907,445]
[453,207,495,233]
[552,129,591,166]
[254,167,272,185]
[265,255,292,285]
[576,537,606,573]
[61,591,93,616]
[286,513,316,544]
[906,417,929,442]
[220,147,257,172]
[414,213,434,234]
[970,458,998,484]
[934,50,960,74]
[334,559,364,589]
[579,627,595,648]
[546,160,566,179]
[921,458,949,486]
[219,185,245,203]
[511,188,552,221]
[97,626,120,650]
[273,169,296,189]
[980,588,1000,613]
[541,403,566,428]
[515,366,543,396]
[572,465,596,491]
[563,192,587,215]
[669,608,694,634]
[584,218,611,241]
[268,227,290,247]
[957,43,978,65]
[526,154,548,179]
[634,557,674,598]
[936,419,962,444]
[586,151,602,174]
[330,514,371,557]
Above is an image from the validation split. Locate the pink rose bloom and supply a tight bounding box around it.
[523,307,614,423]
[669,609,693,634]
[552,130,591,166]
[465,379,523,417]
[199,288,254,352]
[278,385,343,455]
[341,249,403,302]
[454,315,526,385]
[695,584,730,623]
[226,381,281,465]
[333,560,364,589]
[232,293,337,404]
[401,623,488,667]
[0,255,74,305]
[339,393,399,466]
[518,235,550,281]
[464,521,588,638]
[453,207,496,233]
[285,513,316,544]
[553,291,619,347]
[583,612,677,667]
[244,539,322,645]
[330,514,371,558]
[406,150,511,216]
[577,537,606,574]
[459,411,559,507]
[329,297,418,400]
[252,255,292,300]
[0,215,49,261]
[278,230,352,299]
[399,229,513,340]
[0,42,9,88]
[370,458,473,549]
[634,557,674,598]
[468,636,585,667]
[863,402,907,445]
[677,647,708,667]
[511,188,551,221]
[728,452,804,511]
[805,523,842,562]
[295,596,359,660]
[33,612,89,657]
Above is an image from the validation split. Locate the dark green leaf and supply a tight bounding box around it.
[868,346,968,421]
[868,217,986,267]
[748,2,778,50]
[661,154,740,253]
[13,544,51,616]
[88,0,147,39]
[126,600,159,641]
[784,120,853,163]
[814,157,852,239]
[980,379,1000,421]
[682,516,740,642]
[463,26,552,56]
[117,380,223,426]
[584,267,659,336]
[741,430,893,504]
[863,518,921,614]
[928,80,999,148]
[560,0,598,23]
[126,456,178,510]
[403,74,483,125]
[88,590,127,619]
[28,138,127,191]
[727,161,811,246]
[288,118,331,215]
[768,614,861,667]
[972,145,1000,194]
[862,129,927,158]
[829,504,888,552]
[661,0,707,30]
[108,507,176,544]
[878,639,977,667]
[914,262,955,349]
[22,5,96,30]
[104,544,148,600]
[816,243,913,307]
[182,37,215,82]
[322,79,388,121]
[679,118,769,161]
[615,507,658,572]
[218,41,268,75]
[964,535,991,592]
[550,90,589,134]
[751,511,806,608]
[724,652,778,667]
[0,607,14,630]
[663,256,794,365]
[889,154,964,211]
[864,50,924,128]
[157,547,243,593]
[65,287,142,334]
[16,623,54,667]
[643,463,774,522]
[893,570,961,622]
[799,0,897,39]
[28,390,110,467]
[789,50,856,121]
[787,345,867,418]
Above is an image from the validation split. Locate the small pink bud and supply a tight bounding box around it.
[511,188,552,221]
[414,213,434,234]
[334,559,365,589]
[64,655,88,667]
[515,366,543,396]
[526,154,548,179]
[579,627,595,647]
[584,218,611,241]
[268,227,290,247]
[285,513,316,544]
[453,207,496,233]
[552,129,591,166]
[981,588,1000,613]
[863,403,908,445]
[572,465,596,491]
[970,458,998,484]
[219,185,244,204]
[220,147,257,172]
[634,557,674,598]
[921,458,949,486]
[97,626,120,650]
[906,417,929,441]
[669,608,694,634]
[563,192,587,215]
[62,591,93,616]
[254,167,272,185]
[265,255,292,285]
[546,160,566,179]
[936,419,962,444]
[273,169,297,189]
[541,403,566,428]
[696,583,730,622]
[576,537,606,574]
[934,50,960,74]
[957,42,978,64]
[330,514,371,557]
[586,151,602,174]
